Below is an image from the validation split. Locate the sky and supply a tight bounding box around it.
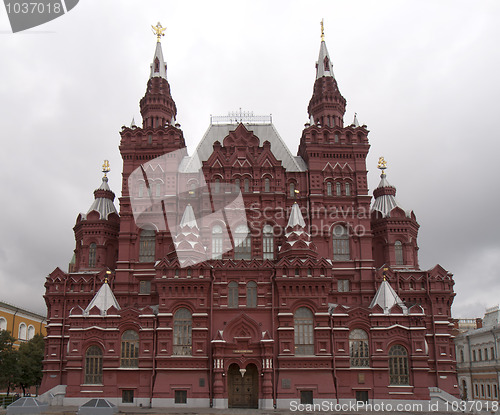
[0,0,499,319]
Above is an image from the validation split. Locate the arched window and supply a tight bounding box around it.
[395,241,404,265]
[389,345,409,385]
[138,182,144,198]
[290,182,296,198]
[214,178,220,194]
[345,182,351,196]
[336,182,341,196]
[18,323,27,340]
[189,182,196,197]
[212,225,223,259]
[154,57,160,72]
[0,317,6,331]
[264,178,270,192]
[234,224,251,260]
[121,330,139,367]
[84,345,103,384]
[139,229,155,262]
[460,349,464,363]
[228,281,239,308]
[27,325,35,340]
[173,308,192,356]
[155,183,161,197]
[244,178,250,193]
[349,329,369,367]
[324,56,330,71]
[234,178,240,192]
[262,224,274,260]
[327,182,332,196]
[88,243,97,268]
[246,281,257,308]
[294,307,314,355]
[332,225,350,260]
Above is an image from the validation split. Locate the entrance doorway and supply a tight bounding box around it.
[356,390,369,403]
[228,363,258,408]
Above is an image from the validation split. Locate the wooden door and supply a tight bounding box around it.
[228,363,258,408]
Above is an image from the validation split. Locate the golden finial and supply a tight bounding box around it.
[377,156,387,172]
[383,267,388,281]
[105,270,111,284]
[152,22,166,42]
[102,160,110,177]
[320,19,325,42]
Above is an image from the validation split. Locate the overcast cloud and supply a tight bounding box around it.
[0,0,498,319]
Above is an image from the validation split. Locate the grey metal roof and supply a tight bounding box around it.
[316,40,335,79]
[371,174,411,218]
[369,279,408,315]
[84,282,120,316]
[150,40,167,79]
[287,203,306,228]
[180,123,307,173]
[82,177,118,221]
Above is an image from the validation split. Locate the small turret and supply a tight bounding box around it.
[371,158,420,269]
[73,161,120,271]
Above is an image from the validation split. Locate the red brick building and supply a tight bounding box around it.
[40,26,458,409]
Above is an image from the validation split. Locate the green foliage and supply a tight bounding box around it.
[0,331,45,396]
[16,334,45,395]
[0,330,18,394]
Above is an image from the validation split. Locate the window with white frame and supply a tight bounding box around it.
[212,225,223,259]
[395,241,404,265]
[120,330,139,367]
[18,323,27,340]
[262,225,274,260]
[173,308,192,356]
[389,345,409,385]
[246,281,257,308]
[332,225,350,260]
[349,329,369,367]
[228,281,239,308]
[294,307,314,355]
[139,229,155,262]
[234,224,251,260]
[27,325,35,340]
[84,345,103,384]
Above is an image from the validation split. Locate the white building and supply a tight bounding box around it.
[455,306,500,402]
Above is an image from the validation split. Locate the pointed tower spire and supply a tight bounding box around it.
[308,20,346,128]
[150,22,167,79]
[278,203,318,259]
[352,113,360,127]
[369,271,408,315]
[173,204,208,265]
[84,277,121,316]
[140,22,177,129]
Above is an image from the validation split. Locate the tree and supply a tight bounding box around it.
[0,330,18,396]
[16,334,45,396]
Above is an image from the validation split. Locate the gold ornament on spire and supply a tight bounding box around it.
[377,156,387,171]
[102,159,110,177]
[152,22,166,42]
[320,19,325,42]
